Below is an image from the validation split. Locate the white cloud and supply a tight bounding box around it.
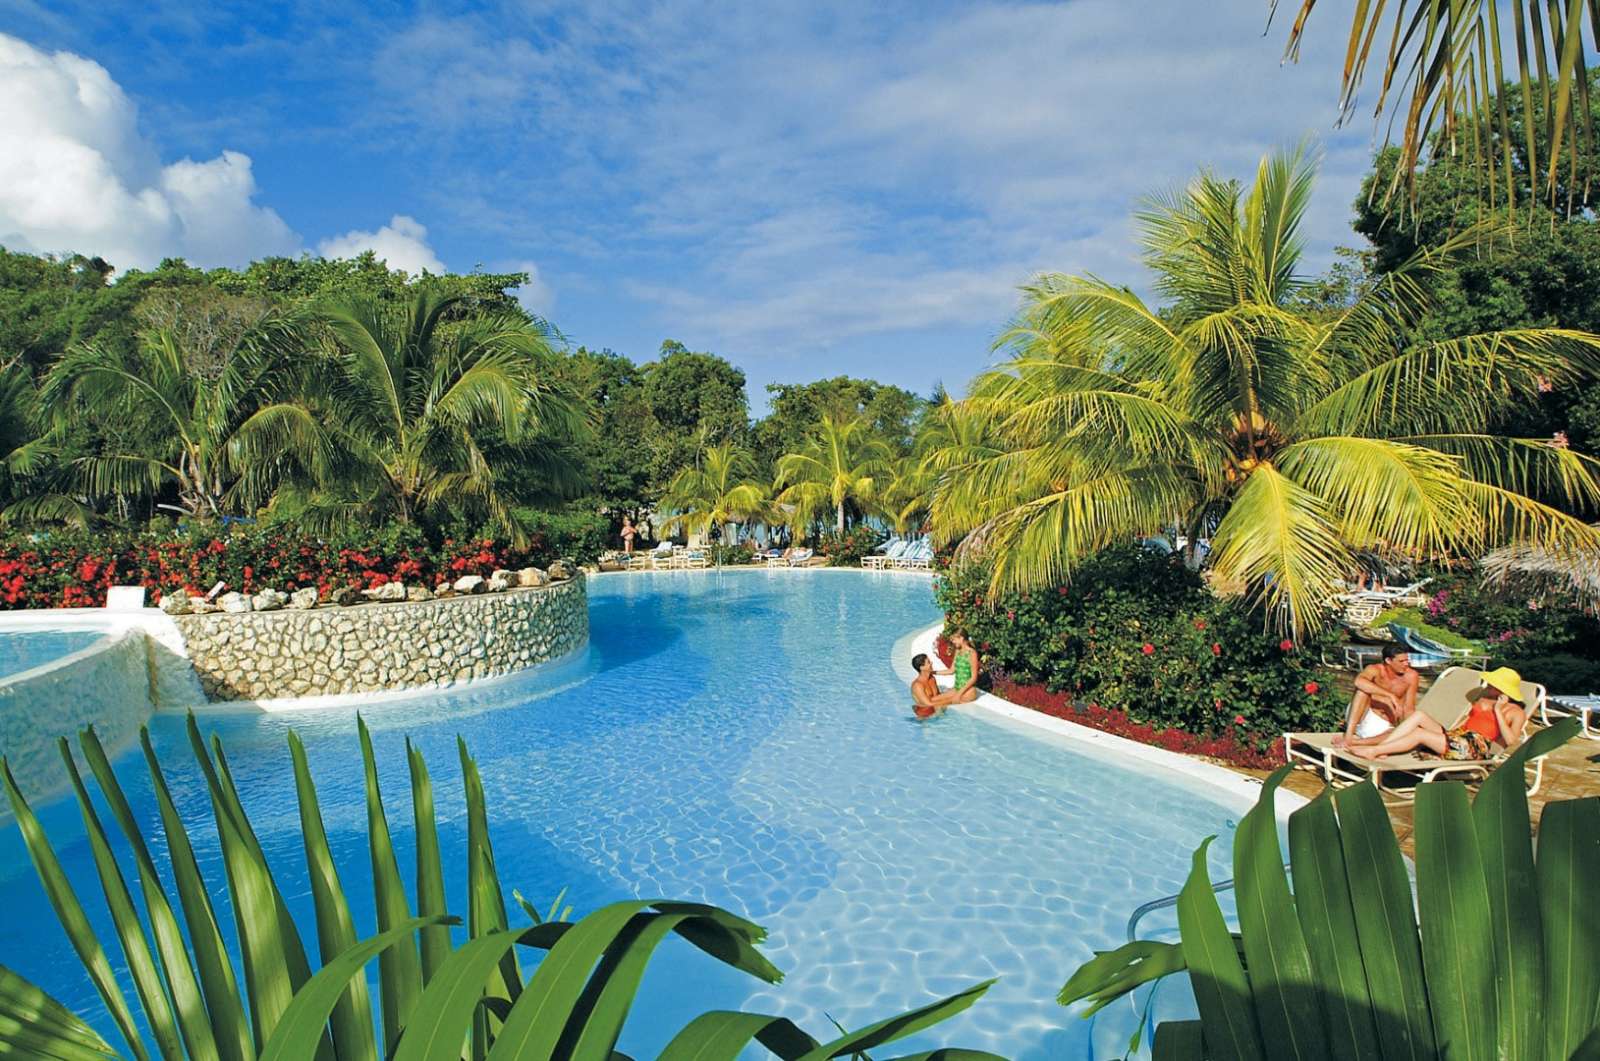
[507,261,554,316]
[0,32,299,269]
[316,215,445,275]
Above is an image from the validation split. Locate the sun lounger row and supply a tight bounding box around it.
[862,537,933,570]
[764,547,813,568]
[1285,666,1552,799]
[626,544,708,570]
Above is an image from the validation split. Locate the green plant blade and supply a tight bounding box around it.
[139,730,256,1061]
[1150,1018,1206,1060]
[391,923,572,1061]
[1175,837,1264,1061]
[873,1052,1009,1061]
[357,715,424,1056]
[406,739,450,984]
[1537,797,1600,1060]
[657,1011,821,1061]
[79,728,219,1061]
[1233,766,1327,1060]
[1471,719,1571,1060]
[1414,782,1495,1061]
[1,757,149,1061]
[259,915,454,1061]
[459,735,520,1057]
[56,739,186,1060]
[1285,788,1380,1056]
[0,963,120,1061]
[288,730,376,1061]
[1332,782,1435,1061]
[794,979,996,1060]
[644,902,782,984]
[1057,941,1186,1018]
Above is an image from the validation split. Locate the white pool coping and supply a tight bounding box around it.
[893,622,1308,823]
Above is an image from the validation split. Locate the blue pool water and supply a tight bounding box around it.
[0,571,1242,1058]
[0,629,105,679]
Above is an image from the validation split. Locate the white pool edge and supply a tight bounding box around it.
[893,622,1308,823]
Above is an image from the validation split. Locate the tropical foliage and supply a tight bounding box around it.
[0,718,999,1060]
[926,147,1600,634]
[657,440,770,544]
[1061,722,1595,1060]
[774,413,895,535]
[1271,0,1600,212]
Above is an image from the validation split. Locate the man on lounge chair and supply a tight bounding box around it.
[1342,667,1528,761]
[1338,644,1418,744]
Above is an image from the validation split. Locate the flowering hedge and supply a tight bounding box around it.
[933,545,1345,761]
[0,513,606,610]
[816,525,886,566]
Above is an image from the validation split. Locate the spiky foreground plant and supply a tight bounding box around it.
[1,718,998,1060]
[930,147,1600,634]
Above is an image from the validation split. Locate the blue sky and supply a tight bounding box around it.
[1,0,1381,411]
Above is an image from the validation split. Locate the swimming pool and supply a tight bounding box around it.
[0,571,1241,1058]
[0,628,106,680]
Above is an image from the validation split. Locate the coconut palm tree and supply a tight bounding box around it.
[658,439,770,546]
[267,291,588,539]
[38,296,314,521]
[1270,0,1599,212]
[931,147,1600,634]
[773,412,894,535]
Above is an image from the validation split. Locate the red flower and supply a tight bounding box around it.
[1213,698,1223,709]
[1141,642,1155,655]
[1304,681,1320,695]
[1058,585,1069,595]
[1006,610,1015,620]
[1211,643,1222,656]
[1279,639,1294,652]
[1193,618,1206,630]
[1234,713,1247,725]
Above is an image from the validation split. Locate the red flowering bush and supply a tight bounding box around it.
[933,545,1344,757]
[816,525,886,567]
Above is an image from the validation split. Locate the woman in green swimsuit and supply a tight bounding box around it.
[939,630,981,705]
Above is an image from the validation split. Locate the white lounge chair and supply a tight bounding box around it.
[863,539,907,570]
[1541,694,1600,740]
[785,547,814,567]
[681,548,709,569]
[649,542,678,570]
[893,540,933,570]
[1285,666,1552,798]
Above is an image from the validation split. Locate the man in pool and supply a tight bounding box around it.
[1335,643,1418,745]
[910,652,963,719]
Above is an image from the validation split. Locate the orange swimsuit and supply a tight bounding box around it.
[1445,701,1501,760]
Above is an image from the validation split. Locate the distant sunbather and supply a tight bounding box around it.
[1343,667,1527,760]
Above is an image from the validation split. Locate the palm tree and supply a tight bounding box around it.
[658,439,770,546]
[38,296,313,520]
[773,412,894,536]
[271,291,588,539]
[1270,0,1598,211]
[930,147,1600,634]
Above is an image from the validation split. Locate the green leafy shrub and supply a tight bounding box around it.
[934,546,1345,754]
[816,525,885,566]
[1502,652,1600,693]
[1415,570,1600,658]
[1372,605,1484,651]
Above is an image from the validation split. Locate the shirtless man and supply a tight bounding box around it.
[910,653,962,719]
[1336,644,1418,745]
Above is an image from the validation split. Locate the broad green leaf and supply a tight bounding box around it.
[658,1011,821,1061]
[406,739,451,983]
[0,963,120,1060]
[1537,797,1600,1060]
[793,980,996,1060]
[1175,837,1264,1061]
[56,739,186,1060]
[139,730,255,1061]
[260,915,454,1061]
[459,735,520,1057]
[1232,766,1327,1060]
[358,715,423,1056]
[1414,782,1495,1061]
[1333,782,1435,1061]
[0,758,149,1061]
[288,730,376,1061]
[1057,941,1186,1017]
[1471,719,1573,1060]
[78,728,219,1061]
[1286,788,1380,1056]
[1151,1019,1206,1061]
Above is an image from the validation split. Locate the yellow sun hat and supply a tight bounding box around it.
[1477,666,1525,704]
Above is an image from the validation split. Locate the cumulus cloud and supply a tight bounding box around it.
[316,214,445,276]
[507,261,554,316]
[0,32,299,269]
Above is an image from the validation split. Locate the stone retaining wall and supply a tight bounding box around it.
[172,576,588,701]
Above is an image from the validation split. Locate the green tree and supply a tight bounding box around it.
[559,347,654,514]
[639,342,749,492]
[658,440,770,546]
[751,376,924,476]
[930,147,1600,633]
[269,291,589,537]
[774,412,894,535]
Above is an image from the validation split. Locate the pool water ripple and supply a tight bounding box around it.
[0,570,1241,1059]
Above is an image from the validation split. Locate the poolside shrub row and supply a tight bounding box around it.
[0,511,607,609]
[934,545,1346,763]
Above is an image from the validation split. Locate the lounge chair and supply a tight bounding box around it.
[1336,577,1433,608]
[625,553,650,571]
[681,548,709,569]
[1541,694,1600,741]
[893,540,933,570]
[863,539,908,570]
[649,542,678,570]
[1390,623,1489,670]
[785,547,814,567]
[1284,666,1552,798]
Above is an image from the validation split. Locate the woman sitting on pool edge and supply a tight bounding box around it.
[1341,667,1528,761]
[912,631,983,718]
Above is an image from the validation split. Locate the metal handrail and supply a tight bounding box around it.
[1124,862,1291,942]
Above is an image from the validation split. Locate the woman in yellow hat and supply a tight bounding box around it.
[1347,667,1528,761]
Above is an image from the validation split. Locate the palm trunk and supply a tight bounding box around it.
[836,503,845,535]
